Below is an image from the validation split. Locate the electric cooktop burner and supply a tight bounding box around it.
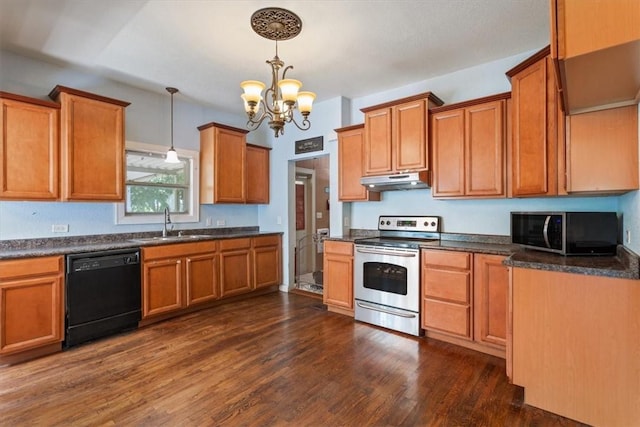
[354,215,441,249]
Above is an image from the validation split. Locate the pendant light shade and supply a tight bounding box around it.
[165,87,180,164]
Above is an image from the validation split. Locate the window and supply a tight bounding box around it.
[116,141,199,224]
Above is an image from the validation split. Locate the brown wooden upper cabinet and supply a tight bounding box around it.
[335,124,380,202]
[199,122,270,204]
[361,92,444,176]
[430,93,509,199]
[566,105,638,193]
[0,92,60,201]
[246,143,270,204]
[49,85,129,201]
[506,47,566,197]
[551,0,640,113]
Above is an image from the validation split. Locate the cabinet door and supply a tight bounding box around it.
[246,144,269,204]
[364,108,393,175]
[0,96,59,200]
[185,252,218,306]
[59,93,125,201]
[337,125,380,201]
[323,253,353,310]
[473,254,507,348]
[214,127,246,203]
[431,109,465,197]
[252,235,281,289]
[465,100,505,197]
[510,55,561,196]
[393,99,427,171]
[142,258,183,318]
[566,105,638,193]
[0,275,63,355]
[323,241,353,311]
[219,239,252,298]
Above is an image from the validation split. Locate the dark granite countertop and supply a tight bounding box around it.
[328,230,640,280]
[0,227,282,260]
[504,246,639,280]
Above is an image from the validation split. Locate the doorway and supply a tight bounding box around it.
[293,155,330,296]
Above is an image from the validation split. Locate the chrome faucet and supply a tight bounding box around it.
[162,207,173,237]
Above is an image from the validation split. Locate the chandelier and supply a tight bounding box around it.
[241,8,316,138]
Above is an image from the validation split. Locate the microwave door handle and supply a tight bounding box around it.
[543,215,552,248]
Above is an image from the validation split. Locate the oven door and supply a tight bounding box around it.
[354,245,419,312]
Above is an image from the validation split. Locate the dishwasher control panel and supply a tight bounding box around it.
[69,250,140,273]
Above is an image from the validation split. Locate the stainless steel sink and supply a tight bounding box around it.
[129,235,211,243]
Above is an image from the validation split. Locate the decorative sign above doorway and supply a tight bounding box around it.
[295,136,323,154]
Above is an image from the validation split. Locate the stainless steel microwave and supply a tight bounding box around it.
[511,212,618,255]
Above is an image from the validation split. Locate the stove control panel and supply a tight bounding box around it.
[378,216,439,232]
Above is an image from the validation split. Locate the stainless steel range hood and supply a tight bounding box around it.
[360,171,430,191]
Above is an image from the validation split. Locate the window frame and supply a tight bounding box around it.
[115,141,200,225]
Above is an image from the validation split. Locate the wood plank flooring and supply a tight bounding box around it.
[1,292,587,426]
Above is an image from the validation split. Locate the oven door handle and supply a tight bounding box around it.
[356,301,417,318]
[355,248,416,257]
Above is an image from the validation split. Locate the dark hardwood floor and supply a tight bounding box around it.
[1,292,587,426]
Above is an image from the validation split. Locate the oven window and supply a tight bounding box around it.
[363,262,407,295]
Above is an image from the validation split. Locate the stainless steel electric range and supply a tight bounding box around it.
[353,215,440,336]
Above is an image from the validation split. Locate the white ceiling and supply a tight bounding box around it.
[0,0,550,114]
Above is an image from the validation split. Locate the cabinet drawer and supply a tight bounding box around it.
[324,240,353,256]
[143,241,216,260]
[252,235,280,248]
[220,238,251,251]
[423,269,470,303]
[423,299,470,338]
[422,249,470,270]
[0,256,63,280]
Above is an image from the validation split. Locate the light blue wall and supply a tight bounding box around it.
[1,47,638,277]
[261,49,640,281]
[0,49,263,240]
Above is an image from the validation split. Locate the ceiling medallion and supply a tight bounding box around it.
[241,8,316,138]
[250,7,302,41]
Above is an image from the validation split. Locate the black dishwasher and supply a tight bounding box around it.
[65,248,142,348]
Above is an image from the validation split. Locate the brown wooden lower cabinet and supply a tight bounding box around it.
[142,241,218,319]
[473,253,508,349]
[252,235,281,289]
[422,250,472,338]
[510,267,640,426]
[219,238,252,298]
[322,240,354,316]
[0,256,64,359]
[421,249,507,358]
[142,235,282,322]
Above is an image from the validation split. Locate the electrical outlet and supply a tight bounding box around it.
[277,216,282,225]
[216,219,226,226]
[52,224,69,233]
[626,229,631,244]
[206,217,213,226]
[344,217,350,227]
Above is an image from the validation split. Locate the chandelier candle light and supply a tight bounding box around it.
[241,7,316,137]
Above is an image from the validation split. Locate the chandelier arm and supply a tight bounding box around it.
[246,104,271,130]
[281,65,294,80]
[288,115,311,131]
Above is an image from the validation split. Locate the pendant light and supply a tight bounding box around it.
[165,87,180,163]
